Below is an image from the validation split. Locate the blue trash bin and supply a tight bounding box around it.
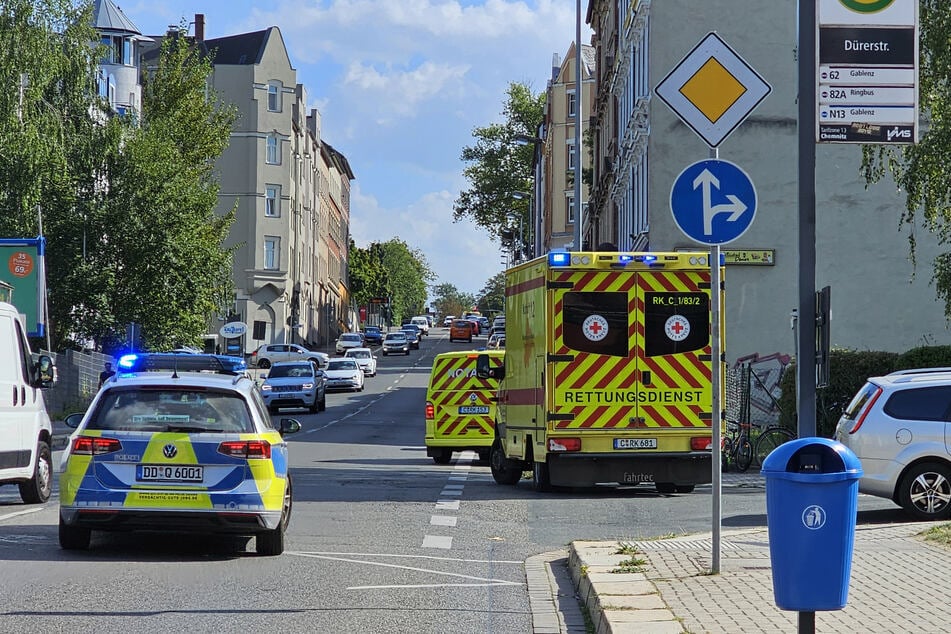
[761,437,863,611]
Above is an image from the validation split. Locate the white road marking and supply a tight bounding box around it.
[435,499,460,510]
[439,489,462,496]
[289,551,521,564]
[442,483,464,490]
[430,515,457,527]
[0,506,46,523]
[448,475,468,481]
[422,535,453,549]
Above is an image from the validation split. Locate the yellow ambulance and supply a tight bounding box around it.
[425,349,504,464]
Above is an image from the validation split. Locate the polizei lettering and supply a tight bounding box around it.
[563,390,704,404]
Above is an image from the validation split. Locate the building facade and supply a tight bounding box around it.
[582,0,949,364]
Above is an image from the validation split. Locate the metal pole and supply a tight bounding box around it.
[710,146,722,574]
[573,0,583,251]
[797,0,817,437]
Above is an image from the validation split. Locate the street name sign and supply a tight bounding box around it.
[654,32,771,148]
[816,0,918,144]
[670,159,756,245]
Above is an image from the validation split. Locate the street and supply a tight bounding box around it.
[0,329,899,633]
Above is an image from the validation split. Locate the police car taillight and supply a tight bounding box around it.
[217,440,271,459]
[549,437,581,452]
[425,402,434,420]
[72,436,122,455]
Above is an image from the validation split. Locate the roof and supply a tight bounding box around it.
[201,29,270,65]
[93,0,142,35]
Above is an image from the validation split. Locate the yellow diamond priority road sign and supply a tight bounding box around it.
[655,32,772,148]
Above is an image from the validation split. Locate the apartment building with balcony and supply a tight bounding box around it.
[583,0,948,360]
[92,0,147,119]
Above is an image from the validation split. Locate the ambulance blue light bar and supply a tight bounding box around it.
[549,251,571,266]
[117,353,247,375]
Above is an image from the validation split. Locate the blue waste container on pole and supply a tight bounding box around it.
[761,437,863,611]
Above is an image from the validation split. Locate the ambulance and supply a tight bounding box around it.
[425,349,504,464]
[476,251,724,493]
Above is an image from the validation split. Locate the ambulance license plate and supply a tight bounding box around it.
[614,438,657,450]
[136,464,204,483]
[459,406,489,414]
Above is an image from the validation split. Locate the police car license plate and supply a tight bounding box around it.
[136,464,204,483]
[614,438,657,450]
[459,406,489,414]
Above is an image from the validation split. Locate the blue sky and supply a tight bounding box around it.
[121,0,586,297]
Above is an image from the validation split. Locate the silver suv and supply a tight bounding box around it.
[834,369,951,520]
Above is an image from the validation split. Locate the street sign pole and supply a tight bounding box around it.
[709,146,722,575]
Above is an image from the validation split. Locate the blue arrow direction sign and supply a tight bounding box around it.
[670,159,756,245]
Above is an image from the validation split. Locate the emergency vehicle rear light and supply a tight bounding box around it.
[848,386,882,434]
[690,437,713,451]
[688,255,709,266]
[549,437,581,452]
[548,252,570,266]
[71,436,122,455]
[618,254,634,263]
[633,254,657,263]
[217,440,272,459]
[571,255,591,265]
[425,402,434,420]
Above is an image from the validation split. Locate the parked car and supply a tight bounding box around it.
[486,333,506,349]
[344,347,377,377]
[382,332,410,356]
[400,325,421,349]
[834,369,951,520]
[251,343,328,369]
[335,333,364,355]
[261,361,326,414]
[443,315,456,327]
[324,358,365,392]
[59,353,300,555]
[449,319,473,343]
[362,326,384,346]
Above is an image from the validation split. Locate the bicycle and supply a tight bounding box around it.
[722,420,753,472]
[752,424,796,467]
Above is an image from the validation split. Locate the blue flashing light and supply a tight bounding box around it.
[642,254,657,263]
[114,353,247,375]
[117,354,139,370]
[618,254,634,263]
[549,251,570,267]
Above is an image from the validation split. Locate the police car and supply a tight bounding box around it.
[58,353,301,555]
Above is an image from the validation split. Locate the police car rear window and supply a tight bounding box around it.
[88,388,254,433]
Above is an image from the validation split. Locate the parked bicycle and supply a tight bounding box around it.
[722,420,753,472]
[752,423,796,467]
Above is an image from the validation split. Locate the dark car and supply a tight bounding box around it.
[400,325,421,349]
[362,326,384,346]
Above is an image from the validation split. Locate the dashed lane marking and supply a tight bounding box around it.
[431,515,457,527]
[422,534,453,549]
[435,499,460,511]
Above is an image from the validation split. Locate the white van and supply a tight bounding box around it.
[411,316,430,335]
[0,302,56,503]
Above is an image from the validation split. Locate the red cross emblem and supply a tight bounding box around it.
[582,315,609,342]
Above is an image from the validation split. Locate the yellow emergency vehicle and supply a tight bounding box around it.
[425,350,504,464]
[476,251,724,493]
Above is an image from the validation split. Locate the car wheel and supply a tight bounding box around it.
[19,440,52,504]
[318,394,326,411]
[257,477,292,556]
[432,450,452,465]
[59,515,91,550]
[532,460,552,493]
[655,482,677,495]
[308,398,319,413]
[490,438,523,485]
[898,462,951,520]
[257,359,271,369]
[467,336,472,343]
[675,485,695,494]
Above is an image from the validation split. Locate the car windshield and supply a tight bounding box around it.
[88,388,253,433]
[342,334,361,342]
[365,327,380,333]
[328,360,358,370]
[267,364,313,378]
[385,334,406,341]
[347,350,371,359]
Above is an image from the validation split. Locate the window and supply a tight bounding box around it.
[568,144,577,170]
[566,194,575,223]
[884,386,951,421]
[264,237,280,270]
[265,185,280,217]
[267,83,281,112]
[266,134,280,164]
[567,90,577,118]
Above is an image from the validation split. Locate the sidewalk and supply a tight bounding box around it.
[569,506,951,633]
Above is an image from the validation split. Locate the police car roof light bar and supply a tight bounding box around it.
[117,353,248,375]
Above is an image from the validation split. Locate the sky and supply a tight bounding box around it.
[121,0,587,297]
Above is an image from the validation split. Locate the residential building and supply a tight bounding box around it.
[92,0,147,119]
[581,0,949,364]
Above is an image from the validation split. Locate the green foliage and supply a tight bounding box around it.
[379,239,433,325]
[861,4,951,317]
[431,283,474,321]
[348,240,387,306]
[454,82,544,255]
[775,347,951,437]
[477,272,505,317]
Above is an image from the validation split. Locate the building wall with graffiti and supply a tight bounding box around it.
[725,352,791,428]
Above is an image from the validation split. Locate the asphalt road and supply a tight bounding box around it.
[0,328,901,633]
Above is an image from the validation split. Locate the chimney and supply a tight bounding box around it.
[194,14,205,42]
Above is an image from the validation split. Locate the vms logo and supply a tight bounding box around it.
[886,126,912,141]
[839,0,896,13]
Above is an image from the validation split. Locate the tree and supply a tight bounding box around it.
[476,272,506,318]
[454,82,544,257]
[348,240,387,306]
[380,239,433,325]
[861,3,951,317]
[431,283,475,321]
[51,30,237,352]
